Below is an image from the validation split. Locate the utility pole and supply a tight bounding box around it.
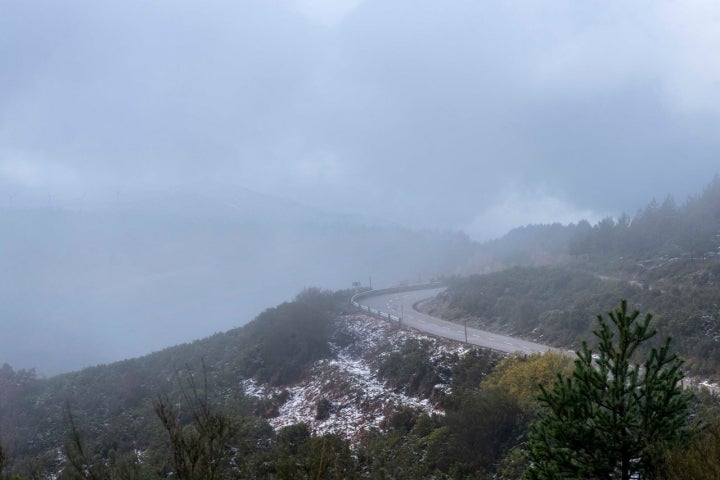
[464,321,468,344]
[369,276,372,290]
[400,304,403,325]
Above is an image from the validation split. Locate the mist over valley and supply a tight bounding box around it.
[1,186,473,374]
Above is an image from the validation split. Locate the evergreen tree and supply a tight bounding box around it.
[526,300,690,480]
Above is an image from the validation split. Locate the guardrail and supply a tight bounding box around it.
[350,282,444,323]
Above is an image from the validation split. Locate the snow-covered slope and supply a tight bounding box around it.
[242,313,471,440]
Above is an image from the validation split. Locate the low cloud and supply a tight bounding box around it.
[0,153,79,191]
[291,0,366,27]
[1,0,719,232]
[464,189,605,242]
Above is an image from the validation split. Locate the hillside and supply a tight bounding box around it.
[427,178,720,376]
[1,288,550,478]
[1,288,719,478]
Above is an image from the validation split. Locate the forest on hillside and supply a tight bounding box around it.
[439,178,720,375]
[466,176,720,272]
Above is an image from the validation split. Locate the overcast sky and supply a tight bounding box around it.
[3,0,720,240]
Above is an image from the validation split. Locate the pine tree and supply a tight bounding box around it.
[526,300,690,480]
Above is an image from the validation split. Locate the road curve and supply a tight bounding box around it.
[359,288,552,355]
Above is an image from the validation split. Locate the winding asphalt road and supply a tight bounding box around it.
[358,288,720,394]
[360,288,552,355]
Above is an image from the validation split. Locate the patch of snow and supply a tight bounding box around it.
[267,351,440,440]
[240,378,272,399]
[240,314,474,441]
